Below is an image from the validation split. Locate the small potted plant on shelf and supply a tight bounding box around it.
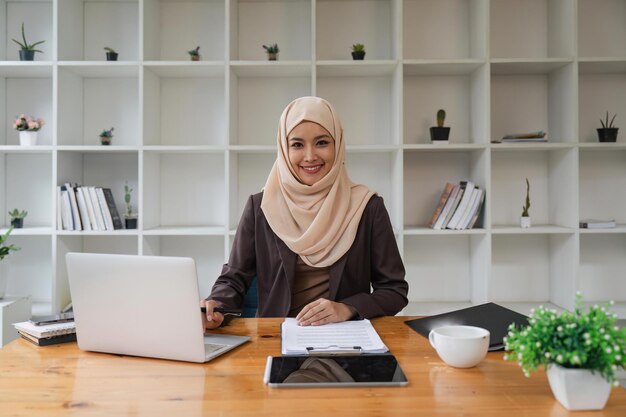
[12,22,44,61]
[430,109,450,142]
[104,47,118,61]
[188,46,201,61]
[520,178,531,228]
[262,43,279,61]
[351,43,365,60]
[504,293,626,411]
[13,114,45,146]
[124,182,137,230]
[8,209,27,229]
[99,127,114,145]
[0,226,20,299]
[597,112,618,143]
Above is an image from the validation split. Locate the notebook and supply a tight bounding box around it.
[13,320,76,338]
[404,303,528,351]
[66,252,249,363]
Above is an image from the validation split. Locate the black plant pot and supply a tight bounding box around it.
[125,217,137,230]
[106,52,118,61]
[430,127,451,141]
[19,50,35,61]
[11,218,24,228]
[351,51,365,60]
[597,128,618,143]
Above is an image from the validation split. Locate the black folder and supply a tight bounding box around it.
[404,303,528,351]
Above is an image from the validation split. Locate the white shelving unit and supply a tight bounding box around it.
[1,0,625,317]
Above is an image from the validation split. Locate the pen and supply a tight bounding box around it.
[200,307,242,316]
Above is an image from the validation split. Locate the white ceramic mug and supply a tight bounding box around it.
[428,325,490,368]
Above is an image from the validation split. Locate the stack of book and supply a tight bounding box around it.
[579,219,617,229]
[428,181,485,230]
[493,130,547,143]
[58,183,123,231]
[13,321,77,346]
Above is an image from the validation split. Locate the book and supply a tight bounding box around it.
[428,182,454,228]
[60,186,74,230]
[579,219,616,229]
[96,187,115,231]
[18,330,77,346]
[102,188,124,230]
[64,183,82,231]
[13,320,76,338]
[467,188,486,229]
[404,303,528,351]
[446,181,475,229]
[88,186,107,231]
[75,187,92,231]
[454,187,480,230]
[432,184,461,230]
[440,182,466,229]
[281,318,388,355]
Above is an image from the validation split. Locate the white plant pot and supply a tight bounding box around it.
[19,131,38,146]
[520,216,531,228]
[546,364,612,410]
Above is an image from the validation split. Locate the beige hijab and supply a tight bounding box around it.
[261,96,374,268]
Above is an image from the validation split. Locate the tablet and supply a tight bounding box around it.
[263,355,408,388]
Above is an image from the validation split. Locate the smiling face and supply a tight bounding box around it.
[287,121,336,186]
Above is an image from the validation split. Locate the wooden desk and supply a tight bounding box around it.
[1,317,625,416]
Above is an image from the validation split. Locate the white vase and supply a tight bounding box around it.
[520,216,531,228]
[547,364,612,410]
[19,131,38,146]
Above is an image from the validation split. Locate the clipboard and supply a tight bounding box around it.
[404,303,528,351]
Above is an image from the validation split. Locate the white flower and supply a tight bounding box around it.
[584,333,590,339]
[606,347,612,354]
[536,341,541,348]
[520,345,525,350]
[616,355,622,361]
[557,326,563,332]
[605,335,610,340]
[545,352,551,358]
[613,380,620,387]
[518,353,523,360]
[600,328,605,333]
[572,355,580,364]
[557,354,563,363]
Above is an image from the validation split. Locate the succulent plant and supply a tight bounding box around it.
[436,109,446,128]
[352,43,365,53]
[8,209,28,220]
[521,178,530,217]
[124,182,133,217]
[104,47,117,53]
[12,22,44,53]
[600,111,617,129]
[188,46,200,56]
[100,127,114,138]
[262,43,279,54]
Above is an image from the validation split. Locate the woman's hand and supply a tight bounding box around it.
[296,298,356,326]
[201,299,224,330]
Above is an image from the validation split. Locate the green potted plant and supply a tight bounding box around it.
[520,178,531,228]
[0,226,20,299]
[262,43,279,61]
[597,112,618,143]
[8,209,28,229]
[351,43,365,60]
[504,293,626,410]
[188,46,201,61]
[430,109,450,142]
[104,47,118,61]
[124,182,137,229]
[12,22,45,61]
[99,127,114,145]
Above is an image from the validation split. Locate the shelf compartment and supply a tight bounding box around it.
[230,61,312,77]
[1,73,52,146]
[402,0,487,60]
[143,0,225,61]
[143,67,226,146]
[490,234,577,310]
[230,0,311,61]
[579,234,626,316]
[316,61,397,77]
[0,63,52,77]
[579,72,626,143]
[404,149,487,229]
[58,0,139,61]
[142,226,225,236]
[489,0,575,59]
[317,73,398,146]
[490,58,573,75]
[0,235,52,309]
[144,152,225,230]
[578,58,626,75]
[491,226,574,235]
[403,60,484,76]
[404,64,488,144]
[316,0,395,60]
[58,67,139,146]
[404,234,489,305]
[579,149,626,224]
[491,149,577,228]
[491,64,576,143]
[228,152,275,229]
[578,0,626,59]
[143,62,225,78]
[230,72,311,145]
[1,153,52,228]
[143,235,225,297]
[1,0,53,61]
[579,226,626,234]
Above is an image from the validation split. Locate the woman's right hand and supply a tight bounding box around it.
[201,299,224,329]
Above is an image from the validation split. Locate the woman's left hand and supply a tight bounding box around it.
[296,298,356,326]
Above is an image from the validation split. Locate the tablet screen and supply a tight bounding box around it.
[265,355,408,387]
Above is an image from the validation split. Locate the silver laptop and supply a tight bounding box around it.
[66,252,249,363]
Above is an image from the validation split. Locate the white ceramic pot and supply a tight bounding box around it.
[520,216,531,228]
[19,131,38,146]
[546,364,611,410]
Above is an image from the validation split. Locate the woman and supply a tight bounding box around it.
[202,96,407,328]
